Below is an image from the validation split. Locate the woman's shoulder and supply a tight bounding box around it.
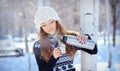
[33,40,41,56]
[33,40,40,48]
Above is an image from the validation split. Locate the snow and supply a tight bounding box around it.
[73,34,120,71]
[0,34,120,71]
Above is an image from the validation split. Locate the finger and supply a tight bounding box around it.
[79,35,83,44]
[55,51,61,57]
[55,48,61,53]
[84,37,88,43]
[54,48,59,51]
[54,48,61,53]
[82,35,87,44]
[53,48,57,51]
[57,48,61,51]
[83,37,86,44]
[53,48,58,54]
[83,35,88,43]
[77,35,82,43]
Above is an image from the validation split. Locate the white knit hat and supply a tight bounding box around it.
[34,7,60,31]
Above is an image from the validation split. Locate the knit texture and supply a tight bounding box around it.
[33,33,76,71]
[34,7,60,31]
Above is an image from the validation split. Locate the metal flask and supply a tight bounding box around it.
[60,35,95,50]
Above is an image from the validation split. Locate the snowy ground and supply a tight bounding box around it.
[0,34,120,71]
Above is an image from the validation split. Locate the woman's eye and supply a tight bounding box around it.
[50,21,54,24]
[42,24,46,27]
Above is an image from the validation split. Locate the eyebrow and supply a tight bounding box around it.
[41,23,46,27]
[41,22,45,25]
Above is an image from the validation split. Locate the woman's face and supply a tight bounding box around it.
[41,19,57,35]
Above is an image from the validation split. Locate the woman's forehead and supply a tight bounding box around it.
[41,19,55,26]
[44,19,54,23]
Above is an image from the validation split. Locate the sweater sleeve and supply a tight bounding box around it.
[76,34,98,54]
[33,41,58,71]
[79,44,98,54]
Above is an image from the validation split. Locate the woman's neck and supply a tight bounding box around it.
[47,32,58,38]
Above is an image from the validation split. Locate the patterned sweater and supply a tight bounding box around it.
[33,33,97,71]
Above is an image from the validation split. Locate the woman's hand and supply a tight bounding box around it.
[53,48,61,59]
[77,35,88,44]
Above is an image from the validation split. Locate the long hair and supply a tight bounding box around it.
[38,21,79,61]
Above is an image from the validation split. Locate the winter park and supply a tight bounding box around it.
[0,0,120,71]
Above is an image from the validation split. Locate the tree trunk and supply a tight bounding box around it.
[80,0,99,71]
[106,0,112,68]
[110,0,117,47]
[113,14,116,47]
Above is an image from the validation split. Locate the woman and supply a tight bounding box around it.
[33,7,97,71]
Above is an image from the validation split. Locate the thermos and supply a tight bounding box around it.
[60,35,95,50]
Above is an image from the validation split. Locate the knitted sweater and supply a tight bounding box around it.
[33,34,97,71]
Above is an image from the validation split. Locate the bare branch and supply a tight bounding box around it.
[26,0,37,9]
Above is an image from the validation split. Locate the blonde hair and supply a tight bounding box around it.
[38,21,79,61]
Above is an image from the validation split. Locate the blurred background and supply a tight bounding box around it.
[0,0,120,71]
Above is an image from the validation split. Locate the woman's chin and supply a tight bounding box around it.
[48,32,56,35]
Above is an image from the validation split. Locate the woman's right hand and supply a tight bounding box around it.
[53,48,61,59]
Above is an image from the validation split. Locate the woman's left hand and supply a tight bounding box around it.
[77,35,88,44]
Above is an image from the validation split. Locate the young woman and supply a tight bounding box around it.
[33,7,97,71]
